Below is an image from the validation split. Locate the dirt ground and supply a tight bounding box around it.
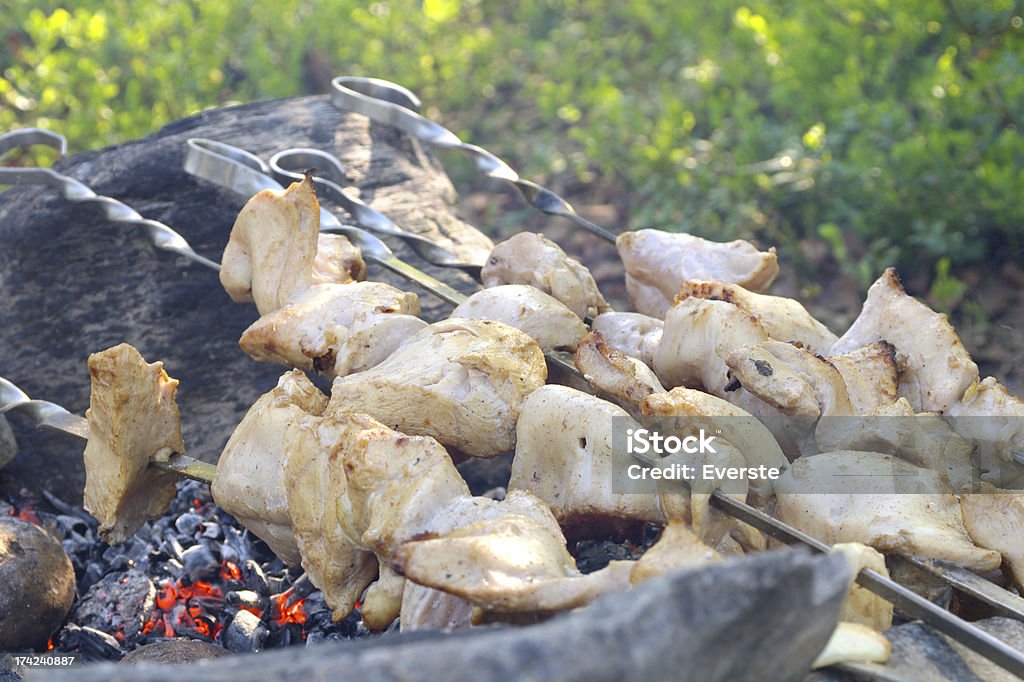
[460,185,1024,396]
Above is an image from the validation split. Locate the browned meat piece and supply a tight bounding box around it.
[481,232,610,319]
[451,284,588,351]
[775,451,1002,572]
[677,280,837,355]
[211,370,328,566]
[654,297,769,393]
[82,343,185,544]
[238,282,425,379]
[617,229,779,317]
[574,331,664,418]
[591,311,663,367]
[329,319,547,458]
[828,341,898,414]
[830,268,978,413]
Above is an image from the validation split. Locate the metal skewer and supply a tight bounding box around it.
[0,376,215,483]
[183,138,466,307]
[0,128,221,271]
[183,138,580,377]
[331,76,618,244]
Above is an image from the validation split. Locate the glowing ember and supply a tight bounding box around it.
[272,588,307,627]
[220,560,242,582]
[5,490,41,525]
[141,578,225,640]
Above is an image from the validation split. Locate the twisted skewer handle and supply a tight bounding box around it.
[331,77,618,243]
[0,128,220,272]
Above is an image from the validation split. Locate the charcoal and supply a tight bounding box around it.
[47,551,853,682]
[55,515,91,536]
[199,522,221,540]
[222,610,267,654]
[75,625,125,662]
[180,544,219,582]
[72,570,155,642]
[241,560,269,596]
[173,514,201,537]
[0,517,76,651]
[0,669,21,682]
[226,590,267,614]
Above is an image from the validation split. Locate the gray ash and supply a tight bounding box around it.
[4,482,371,661]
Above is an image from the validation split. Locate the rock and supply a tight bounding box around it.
[72,570,155,642]
[0,417,14,470]
[47,549,850,682]
[806,616,1024,682]
[120,640,230,665]
[222,609,267,654]
[0,517,76,650]
[0,96,491,503]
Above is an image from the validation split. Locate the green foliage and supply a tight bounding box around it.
[3,0,1022,286]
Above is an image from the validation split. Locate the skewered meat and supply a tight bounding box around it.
[508,385,664,526]
[811,623,892,669]
[948,377,1024,471]
[815,398,974,491]
[591,311,663,367]
[574,331,664,419]
[677,280,837,355]
[960,483,1024,591]
[393,490,634,614]
[329,318,547,458]
[774,451,1001,572]
[726,340,854,419]
[211,370,328,566]
[628,521,722,584]
[617,229,779,317]
[238,282,426,379]
[399,583,475,632]
[451,284,588,352]
[640,387,788,503]
[833,543,893,632]
[828,341,898,414]
[481,232,610,319]
[829,268,978,413]
[284,409,469,629]
[312,233,367,284]
[654,297,769,393]
[220,176,363,315]
[82,344,184,544]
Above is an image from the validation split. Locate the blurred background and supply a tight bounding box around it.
[2,0,1022,385]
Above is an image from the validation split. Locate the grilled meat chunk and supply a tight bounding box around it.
[574,331,665,418]
[775,451,1001,572]
[82,344,185,544]
[238,282,425,379]
[677,280,836,355]
[828,341,899,415]
[617,229,779,317]
[590,311,663,367]
[481,232,610,319]
[960,483,1024,592]
[329,318,547,458]
[451,284,588,352]
[830,268,978,413]
[654,297,769,393]
[211,370,328,566]
[220,176,362,314]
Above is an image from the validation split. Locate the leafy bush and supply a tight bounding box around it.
[3,0,1021,287]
